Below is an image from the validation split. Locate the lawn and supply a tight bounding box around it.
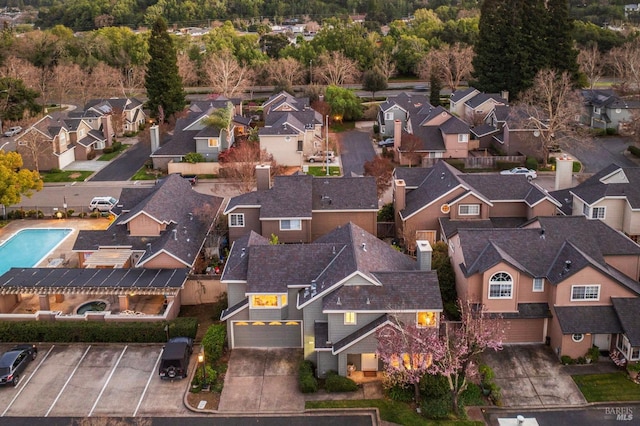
[572,372,640,402]
[307,166,341,176]
[131,166,164,181]
[98,144,128,161]
[305,400,483,426]
[41,170,93,182]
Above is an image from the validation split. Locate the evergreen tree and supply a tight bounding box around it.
[429,72,442,106]
[145,17,186,121]
[546,0,580,82]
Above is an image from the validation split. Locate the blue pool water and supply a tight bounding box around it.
[0,228,72,276]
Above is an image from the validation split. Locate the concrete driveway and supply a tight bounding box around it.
[482,345,586,408]
[218,348,304,414]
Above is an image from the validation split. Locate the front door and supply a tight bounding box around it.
[361,353,378,371]
[593,334,611,352]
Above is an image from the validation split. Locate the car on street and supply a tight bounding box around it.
[500,167,538,180]
[3,126,22,137]
[0,344,37,386]
[159,337,193,380]
[378,138,395,148]
[89,196,118,212]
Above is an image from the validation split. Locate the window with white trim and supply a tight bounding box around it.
[344,312,356,325]
[572,333,584,343]
[583,205,605,219]
[594,107,601,114]
[208,138,218,147]
[533,278,544,292]
[488,272,513,299]
[458,133,469,143]
[385,112,393,121]
[280,219,302,230]
[229,213,245,227]
[571,285,600,301]
[459,204,480,216]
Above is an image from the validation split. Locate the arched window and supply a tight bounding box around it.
[489,272,513,299]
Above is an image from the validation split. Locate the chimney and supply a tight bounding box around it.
[255,164,271,190]
[101,115,114,146]
[394,119,402,149]
[555,154,573,190]
[150,124,160,153]
[500,90,509,103]
[172,229,177,240]
[416,240,432,271]
[394,179,406,212]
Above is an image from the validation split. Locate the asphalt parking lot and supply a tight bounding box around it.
[0,343,194,418]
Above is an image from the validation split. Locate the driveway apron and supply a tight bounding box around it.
[482,345,586,407]
[218,348,304,414]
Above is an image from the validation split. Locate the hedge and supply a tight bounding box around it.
[0,317,197,343]
[325,371,358,392]
[201,323,226,364]
[298,360,318,393]
[629,145,640,158]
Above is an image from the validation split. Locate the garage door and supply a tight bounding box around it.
[502,319,545,343]
[232,320,302,348]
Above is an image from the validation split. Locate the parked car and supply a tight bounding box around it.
[305,151,335,163]
[89,196,118,212]
[159,337,193,380]
[378,138,395,148]
[3,126,22,137]
[500,167,538,181]
[0,344,37,386]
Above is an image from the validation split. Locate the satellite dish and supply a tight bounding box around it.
[533,130,540,137]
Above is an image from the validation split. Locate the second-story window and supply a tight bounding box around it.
[229,213,244,227]
[280,219,301,230]
[344,312,356,325]
[459,204,480,216]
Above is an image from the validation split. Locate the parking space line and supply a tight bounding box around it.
[88,345,127,417]
[133,348,163,417]
[1,345,56,417]
[45,345,91,417]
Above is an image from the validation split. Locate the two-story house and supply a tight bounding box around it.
[224,165,378,244]
[449,87,507,125]
[16,115,75,171]
[83,97,146,136]
[580,89,640,132]
[551,164,640,243]
[448,215,640,361]
[150,99,247,170]
[220,222,443,377]
[376,92,430,139]
[258,91,324,166]
[393,160,560,247]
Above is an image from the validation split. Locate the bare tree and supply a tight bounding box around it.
[91,63,123,98]
[177,53,199,88]
[578,43,604,90]
[608,41,640,96]
[203,51,253,98]
[363,156,394,199]
[373,51,397,81]
[515,69,585,166]
[263,58,305,92]
[117,64,146,97]
[420,43,475,91]
[314,51,360,86]
[219,141,274,193]
[16,130,51,173]
[52,63,80,106]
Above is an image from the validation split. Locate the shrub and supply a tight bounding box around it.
[201,323,226,364]
[421,394,452,419]
[445,159,465,171]
[460,383,484,408]
[184,152,205,163]
[628,145,640,158]
[103,147,114,154]
[50,168,62,174]
[324,371,358,392]
[525,157,538,170]
[489,382,502,406]
[373,124,380,134]
[387,384,414,402]
[377,203,394,222]
[586,346,600,363]
[420,373,450,399]
[561,355,575,365]
[479,363,495,386]
[298,360,318,393]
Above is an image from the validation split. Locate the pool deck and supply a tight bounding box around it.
[0,218,166,315]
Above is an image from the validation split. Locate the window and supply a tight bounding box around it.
[344,312,356,325]
[229,213,244,227]
[594,107,601,114]
[78,128,85,138]
[208,138,218,147]
[572,333,584,343]
[280,219,302,230]
[533,278,544,292]
[571,285,600,301]
[459,204,480,216]
[488,272,513,299]
[297,140,303,151]
[583,205,605,219]
[385,112,393,121]
[458,133,469,143]
[250,294,288,308]
[417,311,437,328]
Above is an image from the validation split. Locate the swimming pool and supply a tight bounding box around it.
[0,228,73,276]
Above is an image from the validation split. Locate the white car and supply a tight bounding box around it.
[500,167,537,181]
[3,126,22,137]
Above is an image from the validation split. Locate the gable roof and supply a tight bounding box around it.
[465,93,507,109]
[379,92,430,114]
[612,298,640,346]
[450,87,479,104]
[220,231,270,282]
[554,306,623,334]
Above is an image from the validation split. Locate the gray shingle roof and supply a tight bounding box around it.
[555,306,622,334]
[220,231,270,282]
[332,314,392,353]
[612,298,640,346]
[465,93,507,109]
[450,87,478,103]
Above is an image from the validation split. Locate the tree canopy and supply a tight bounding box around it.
[0,151,43,207]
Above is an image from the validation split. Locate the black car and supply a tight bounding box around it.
[0,344,37,387]
[159,337,193,380]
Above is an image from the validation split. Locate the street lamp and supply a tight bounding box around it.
[198,350,207,390]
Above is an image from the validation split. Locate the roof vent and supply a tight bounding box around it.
[183,226,187,234]
[362,243,367,252]
[146,242,152,252]
[172,229,177,240]
[366,297,370,305]
[332,246,336,255]
[441,172,445,179]
[188,212,193,220]
[540,228,545,239]
[241,247,246,257]
[336,297,341,306]
[565,260,572,270]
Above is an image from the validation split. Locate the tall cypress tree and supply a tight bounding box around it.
[145,17,186,121]
[546,0,580,82]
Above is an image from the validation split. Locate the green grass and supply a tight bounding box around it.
[305,400,482,426]
[131,167,165,181]
[41,170,93,182]
[330,122,356,132]
[306,166,341,176]
[97,144,129,161]
[572,372,640,402]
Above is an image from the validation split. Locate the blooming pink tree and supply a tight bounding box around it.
[376,301,503,413]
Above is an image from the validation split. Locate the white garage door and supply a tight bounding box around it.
[232,320,302,348]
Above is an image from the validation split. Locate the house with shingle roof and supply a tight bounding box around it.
[376,92,430,139]
[550,163,640,243]
[73,173,223,269]
[150,99,247,170]
[220,222,442,377]
[83,97,146,136]
[448,215,640,361]
[581,89,640,131]
[224,166,378,244]
[259,91,324,166]
[392,160,560,248]
[449,86,507,125]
